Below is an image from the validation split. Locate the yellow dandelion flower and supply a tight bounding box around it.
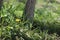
[16,18,21,22]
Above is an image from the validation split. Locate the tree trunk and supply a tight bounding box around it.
[23,0,36,23]
[0,0,3,10]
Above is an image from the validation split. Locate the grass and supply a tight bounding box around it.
[0,0,60,40]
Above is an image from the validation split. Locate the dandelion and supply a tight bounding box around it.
[16,18,21,22]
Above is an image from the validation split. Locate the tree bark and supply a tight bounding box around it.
[0,0,3,10]
[23,0,36,23]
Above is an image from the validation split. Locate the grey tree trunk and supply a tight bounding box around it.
[23,0,36,23]
[0,0,3,10]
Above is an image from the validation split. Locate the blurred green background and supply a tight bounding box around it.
[0,0,60,40]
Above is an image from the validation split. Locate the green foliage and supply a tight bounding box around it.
[34,3,60,34]
[0,0,60,40]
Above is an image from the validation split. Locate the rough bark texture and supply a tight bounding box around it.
[0,0,3,10]
[23,0,36,23]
